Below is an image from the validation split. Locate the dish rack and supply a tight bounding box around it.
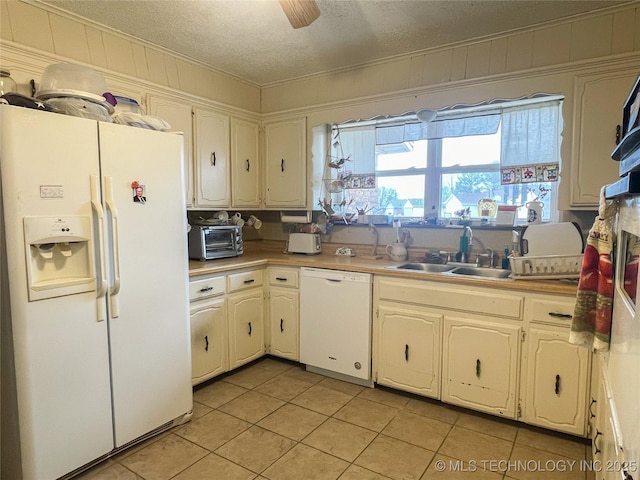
[509,254,584,280]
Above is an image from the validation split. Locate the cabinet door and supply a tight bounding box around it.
[231,118,260,208]
[269,287,299,361]
[228,288,265,368]
[443,316,521,418]
[264,118,306,207]
[376,304,442,399]
[190,298,227,385]
[194,108,230,207]
[570,69,638,206]
[146,95,194,207]
[524,326,590,436]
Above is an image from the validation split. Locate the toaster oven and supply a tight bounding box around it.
[188,225,243,260]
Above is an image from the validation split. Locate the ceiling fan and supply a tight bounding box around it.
[278,0,321,29]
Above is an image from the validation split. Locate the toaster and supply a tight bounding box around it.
[288,233,321,255]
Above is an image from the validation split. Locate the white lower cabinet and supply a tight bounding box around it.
[228,288,265,369]
[190,298,227,385]
[267,267,299,361]
[189,275,228,385]
[375,303,442,398]
[523,326,590,436]
[269,288,299,361]
[189,268,265,385]
[442,316,521,418]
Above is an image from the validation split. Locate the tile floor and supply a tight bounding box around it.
[78,357,594,480]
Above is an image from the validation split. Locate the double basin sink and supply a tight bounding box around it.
[386,262,512,279]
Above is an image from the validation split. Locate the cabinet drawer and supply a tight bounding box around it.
[228,269,264,292]
[376,277,523,319]
[529,298,575,326]
[268,268,299,288]
[190,276,225,301]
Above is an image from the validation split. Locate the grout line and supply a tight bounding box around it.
[109,357,590,480]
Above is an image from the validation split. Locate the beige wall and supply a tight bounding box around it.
[261,2,640,113]
[1,0,640,254]
[0,0,261,112]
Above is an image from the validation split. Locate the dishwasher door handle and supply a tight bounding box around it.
[327,279,342,283]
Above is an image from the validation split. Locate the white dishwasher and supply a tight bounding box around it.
[300,267,373,386]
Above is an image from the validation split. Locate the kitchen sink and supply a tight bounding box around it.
[448,266,512,279]
[386,262,456,273]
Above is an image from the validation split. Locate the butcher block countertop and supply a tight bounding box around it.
[189,241,579,296]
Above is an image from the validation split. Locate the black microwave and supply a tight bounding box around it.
[188,225,243,260]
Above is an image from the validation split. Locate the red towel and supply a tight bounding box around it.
[569,187,616,351]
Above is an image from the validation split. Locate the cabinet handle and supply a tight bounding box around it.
[248,322,252,335]
[404,344,409,362]
[476,359,481,378]
[246,158,250,172]
[211,151,216,166]
[280,318,284,332]
[199,286,213,292]
[555,374,561,395]
[243,279,255,284]
[204,335,209,352]
[593,430,602,454]
[275,277,288,282]
[281,158,285,172]
[616,124,622,145]
[548,312,572,319]
[623,471,634,480]
[589,398,597,418]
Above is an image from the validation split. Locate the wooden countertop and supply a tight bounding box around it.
[189,241,579,296]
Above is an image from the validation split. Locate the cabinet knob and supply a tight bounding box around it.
[280,318,284,332]
[244,279,255,284]
[548,312,572,319]
[281,158,285,172]
[199,286,213,292]
[275,277,288,282]
[589,398,597,418]
[248,322,252,336]
[204,335,209,352]
[404,344,409,362]
[555,374,561,395]
[211,151,216,166]
[476,359,481,378]
[246,158,250,172]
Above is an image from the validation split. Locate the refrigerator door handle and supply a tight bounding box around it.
[90,175,108,322]
[104,176,121,318]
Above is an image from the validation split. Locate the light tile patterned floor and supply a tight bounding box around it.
[77,357,593,480]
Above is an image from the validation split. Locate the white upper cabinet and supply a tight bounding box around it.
[146,95,194,208]
[194,108,231,208]
[231,118,260,208]
[264,117,307,208]
[570,69,639,207]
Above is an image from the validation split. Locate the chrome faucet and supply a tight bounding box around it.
[476,248,494,268]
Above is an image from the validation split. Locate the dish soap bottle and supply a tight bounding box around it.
[501,247,511,270]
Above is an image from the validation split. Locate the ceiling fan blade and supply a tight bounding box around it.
[278,0,320,29]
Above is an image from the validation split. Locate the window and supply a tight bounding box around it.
[327,97,561,223]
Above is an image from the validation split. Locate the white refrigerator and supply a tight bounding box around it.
[0,105,192,479]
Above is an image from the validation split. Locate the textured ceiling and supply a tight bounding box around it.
[39,0,628,85]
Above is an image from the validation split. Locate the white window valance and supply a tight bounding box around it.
[375,114,501,145]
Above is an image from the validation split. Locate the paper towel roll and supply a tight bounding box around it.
[280,212,311,223]
[281,215,310,223]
